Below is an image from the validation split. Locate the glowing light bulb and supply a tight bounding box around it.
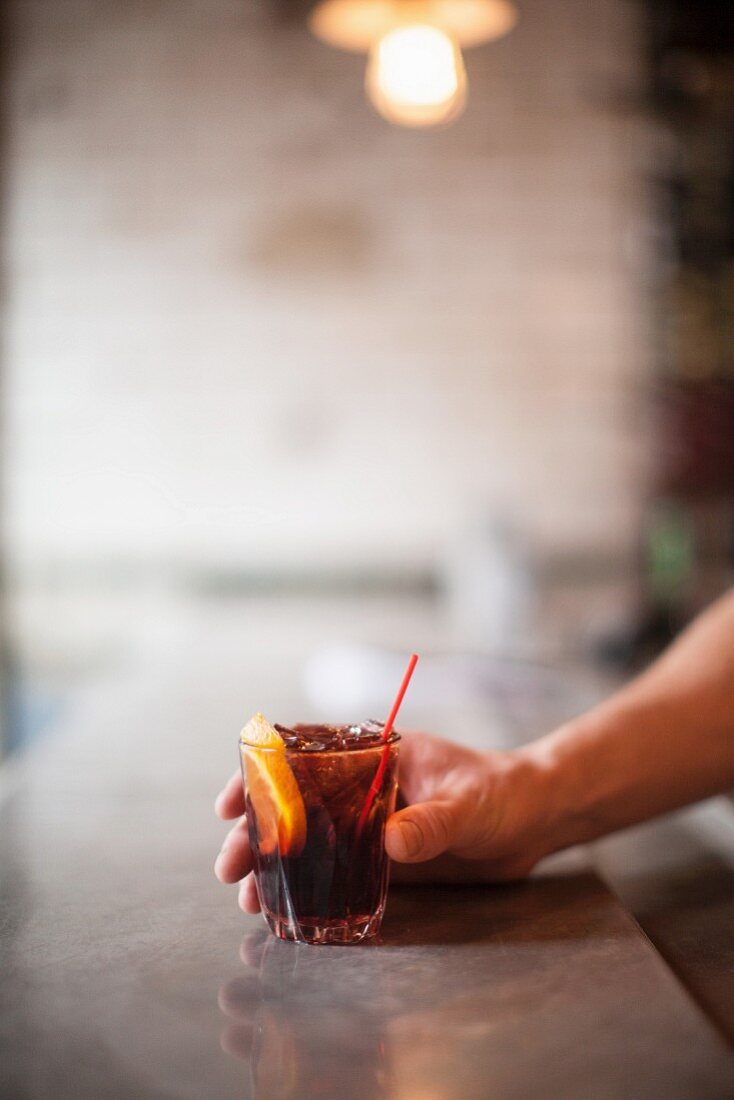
[365,24,467,128]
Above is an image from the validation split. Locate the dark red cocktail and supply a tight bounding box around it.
[240,718,399,944]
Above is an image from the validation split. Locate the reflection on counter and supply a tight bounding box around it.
[216,875,733,1100]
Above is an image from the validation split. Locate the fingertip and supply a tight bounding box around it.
[386,800,454,863]
[215,790,245,820]
[215,820,255,884]
[215,772,246,820]
[386,816,424,862]
[214,850,237,884]
[214,851,226,882]
[216,853,254,885]
[238,874,262,915]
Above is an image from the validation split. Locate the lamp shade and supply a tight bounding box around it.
[308,0,518,53]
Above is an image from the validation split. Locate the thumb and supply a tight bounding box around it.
[385,800,456,863]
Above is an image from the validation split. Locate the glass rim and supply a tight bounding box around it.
[239,731,401,755]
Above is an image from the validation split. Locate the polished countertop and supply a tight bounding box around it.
[1,595,733,1098]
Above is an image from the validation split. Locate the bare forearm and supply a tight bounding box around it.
[525,591,734,855]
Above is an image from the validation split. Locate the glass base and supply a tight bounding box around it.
[263,907,384,945]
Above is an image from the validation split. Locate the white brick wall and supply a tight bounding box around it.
[3,0,651,580]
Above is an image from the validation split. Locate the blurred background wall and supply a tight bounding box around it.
[5,0,732,753]
[3,0,648,580]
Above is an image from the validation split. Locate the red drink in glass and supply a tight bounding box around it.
[240,721,399,944]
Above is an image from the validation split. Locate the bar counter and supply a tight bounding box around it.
[1,596,733,1098]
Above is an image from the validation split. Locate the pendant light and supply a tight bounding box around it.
[309,0,518,127]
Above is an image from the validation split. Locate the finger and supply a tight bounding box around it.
[385,799,456,863]
[215,770,246,820]
[394,730,439,804]
[238,873,262,914]
[214,818,254,883]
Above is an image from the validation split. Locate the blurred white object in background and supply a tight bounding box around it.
[444,518,537,656]
[304,645,407,714]
[303,643,510,749]
[304,644,555,711]
[301,642,594,753]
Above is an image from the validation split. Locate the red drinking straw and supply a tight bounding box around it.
[357,652,419,835]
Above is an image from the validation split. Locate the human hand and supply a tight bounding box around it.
[382,731,548,884]
[214,731,550,914]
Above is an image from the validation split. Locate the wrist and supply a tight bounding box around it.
[480,743,568,871]
[517,703,644,856]
[511,724,589,860]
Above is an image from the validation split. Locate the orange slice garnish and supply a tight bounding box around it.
[240,714,307,857]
